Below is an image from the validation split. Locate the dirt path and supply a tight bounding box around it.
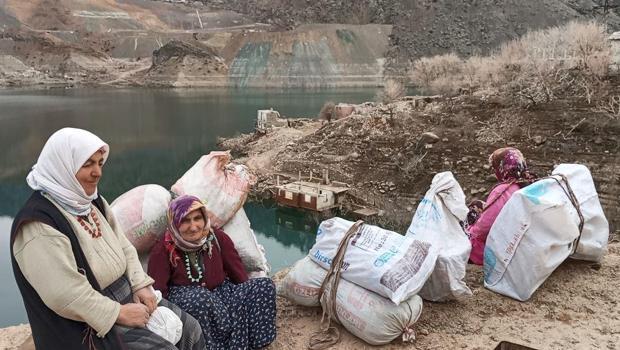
[100,60,152,86]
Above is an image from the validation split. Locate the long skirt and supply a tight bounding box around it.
[168,278,277,350]
[103,276,206,350]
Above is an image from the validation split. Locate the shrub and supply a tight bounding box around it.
[318,101,335,122]
[408,21,611,107]
[410,53,463,94]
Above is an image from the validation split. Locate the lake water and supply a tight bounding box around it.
[0,87,377,327]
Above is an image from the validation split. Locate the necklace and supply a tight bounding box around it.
[183,252,203,283]
[77,209,102,238]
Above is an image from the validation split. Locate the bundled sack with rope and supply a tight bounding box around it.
[222,207,270,276]
[279,256,424,347]
[406,171,472,302]
[309,218,438,304]
[553,164,609,262]
[110,184,171,254]
[279,257,424,345]
[171,151,257,228]
[306,222,424,349]
[484,164,608,301]
[318,270,423,346]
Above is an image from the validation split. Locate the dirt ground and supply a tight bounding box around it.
[221,94,620,233]
[269,241,620,350]
[2,240,618,350]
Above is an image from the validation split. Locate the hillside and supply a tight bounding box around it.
[2,0,620,86]
[200,0,620,74]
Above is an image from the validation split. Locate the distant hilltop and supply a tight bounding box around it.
[0,0,619,87]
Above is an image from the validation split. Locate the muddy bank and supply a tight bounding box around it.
[220,95,620,233]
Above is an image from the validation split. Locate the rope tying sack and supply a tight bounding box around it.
[546,174,585,253]
[308,220,364,350]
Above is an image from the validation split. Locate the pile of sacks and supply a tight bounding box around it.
[278,172,474,345]
[110,151,270,277]
[278,165,609,345]
[484,164,609,301]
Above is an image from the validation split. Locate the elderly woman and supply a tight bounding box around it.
[148,195,276,350]
[10,128,205,350]
[467,147,536,265]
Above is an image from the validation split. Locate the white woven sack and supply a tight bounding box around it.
[406,171,472,302]
[279,256,424,345]
[321,281,423,345]
[484,175,581,301]
[309,217,438,304]
[552,164,609,262]
[171,151,256,228]
[110,184,171,254]
[222,208,270,274]
[276,256,325,306]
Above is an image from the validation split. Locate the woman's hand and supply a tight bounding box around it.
[133,287,158,314]
[117,303,151,328]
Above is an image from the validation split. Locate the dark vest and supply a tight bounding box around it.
[10,191,124,350]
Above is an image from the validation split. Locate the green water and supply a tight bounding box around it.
[0,87,378,327]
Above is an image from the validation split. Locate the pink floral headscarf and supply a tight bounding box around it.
[489,147,529,183]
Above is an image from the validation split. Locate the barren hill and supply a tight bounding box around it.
[200,0,620,74]
[1,0,620,86]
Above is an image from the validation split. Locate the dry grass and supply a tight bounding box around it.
[596,95,620,119]
[409,21,611,107]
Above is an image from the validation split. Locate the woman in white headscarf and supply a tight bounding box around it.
[10,128,205,350]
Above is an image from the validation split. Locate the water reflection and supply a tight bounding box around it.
[245,201,315,274]
[0,87,378,216]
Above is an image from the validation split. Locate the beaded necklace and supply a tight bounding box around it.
[183,252,203,283]
[76,208,102,238]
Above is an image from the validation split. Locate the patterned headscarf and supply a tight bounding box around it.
[489,147,529,183]
[167,195,213,253]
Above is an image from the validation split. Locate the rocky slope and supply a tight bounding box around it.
[221,93,620,233]
[2,0,620,87]
[200,0,620,74]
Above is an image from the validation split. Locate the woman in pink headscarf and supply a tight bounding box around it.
[467,147,536,265]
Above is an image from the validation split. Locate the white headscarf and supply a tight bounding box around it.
[26,128,109,216]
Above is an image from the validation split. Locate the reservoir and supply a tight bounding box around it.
[0,87,378,327]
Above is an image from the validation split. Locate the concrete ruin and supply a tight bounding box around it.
[274,181,348,212]
[256,109,288,132]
